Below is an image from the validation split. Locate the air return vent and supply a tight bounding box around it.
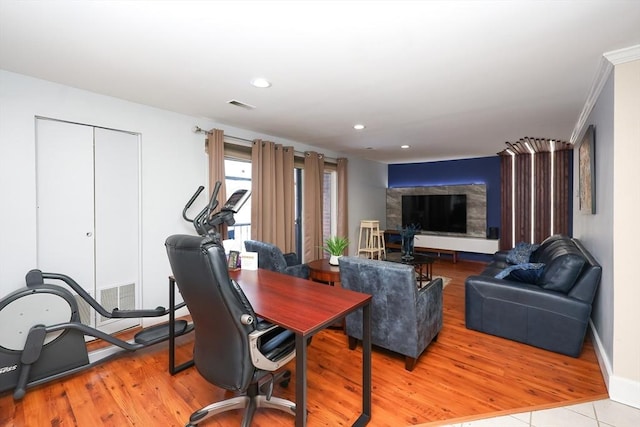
[227,99,256,110]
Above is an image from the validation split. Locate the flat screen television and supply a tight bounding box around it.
[401,194,467,234]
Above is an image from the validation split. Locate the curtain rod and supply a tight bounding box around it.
[193,126,253,144]
[193,125,337,163]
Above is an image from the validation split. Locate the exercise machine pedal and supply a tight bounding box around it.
[134,319,193,346]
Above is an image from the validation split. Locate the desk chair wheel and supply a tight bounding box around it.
[279,370,291,388]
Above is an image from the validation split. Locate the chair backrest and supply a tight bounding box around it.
[165,234,257,391]
[244,240,288,272]
[339,256,419,344]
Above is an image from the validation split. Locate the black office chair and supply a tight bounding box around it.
[165,234,297,426]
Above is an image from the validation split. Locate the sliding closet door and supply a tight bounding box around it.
[36,118,140,334]
[94,127,139,327]
[36,119,95,286]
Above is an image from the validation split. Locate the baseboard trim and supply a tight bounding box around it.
[589,319,640,409]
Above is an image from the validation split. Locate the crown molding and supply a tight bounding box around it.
[570,45,640,144]
[604,44,640,65]
[570,56,613,143]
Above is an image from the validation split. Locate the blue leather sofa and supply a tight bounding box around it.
[465,235,602,357]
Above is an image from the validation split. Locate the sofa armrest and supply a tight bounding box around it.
[493,250,511,264]
[465,275,590,319]
[465,275,593,357]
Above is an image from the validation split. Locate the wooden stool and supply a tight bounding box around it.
[373,230,386,259]
[357,220,384,259]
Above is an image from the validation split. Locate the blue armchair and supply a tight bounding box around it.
[338,256,443,371]
[243,240,310,279]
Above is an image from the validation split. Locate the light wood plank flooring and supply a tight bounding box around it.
[0,259,608,426]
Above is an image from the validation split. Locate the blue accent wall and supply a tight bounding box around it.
[388,156,502,232]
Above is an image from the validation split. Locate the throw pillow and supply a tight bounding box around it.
[495,263,545,282]
[506,242,540,265]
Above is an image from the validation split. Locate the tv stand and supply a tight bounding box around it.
[384,231,499,262]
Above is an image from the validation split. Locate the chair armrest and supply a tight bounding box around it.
[283,252,299,266]
[283,263,310,279]
[415,277,444,349]
[249,324,296,371]
[417,277,443,310]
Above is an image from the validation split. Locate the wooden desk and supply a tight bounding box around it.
[307,258,341,286]
[229,269,371,426]
[169,270,371,425]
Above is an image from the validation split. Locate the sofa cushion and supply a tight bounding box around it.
[506,242,540,264]
[508,264,546,283]
[495,262,545,282]
[530,235,572,263]
[538,254,586,293]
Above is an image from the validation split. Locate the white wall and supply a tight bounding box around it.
[611,59,640,407]
[346,156,388,255]
[0,70,387,317]
[573,59,640,408]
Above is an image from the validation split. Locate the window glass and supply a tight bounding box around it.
[224,159,251,242]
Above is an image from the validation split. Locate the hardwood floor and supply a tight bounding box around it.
[0,259,608,426]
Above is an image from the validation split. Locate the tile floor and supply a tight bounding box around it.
[442,399,640,427]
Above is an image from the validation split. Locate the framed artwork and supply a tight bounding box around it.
[578,125,596,214]
[227,250,240,270]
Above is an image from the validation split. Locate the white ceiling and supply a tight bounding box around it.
[1,1,639,163]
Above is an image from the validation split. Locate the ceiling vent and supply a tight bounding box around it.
[227,99,256,110]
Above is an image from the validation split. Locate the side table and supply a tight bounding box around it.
[307,258,341,286]
[307,258,344,329]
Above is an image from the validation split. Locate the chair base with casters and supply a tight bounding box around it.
[165,234,302,427]
[187,371,296,427]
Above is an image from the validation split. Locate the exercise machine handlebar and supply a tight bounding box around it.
[25,269,176,318]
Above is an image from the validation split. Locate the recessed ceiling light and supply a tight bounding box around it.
[401,145,410,149]
[353,124,365,130]
[251,78,271,88]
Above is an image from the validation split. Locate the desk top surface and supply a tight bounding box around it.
[229,268,370,336]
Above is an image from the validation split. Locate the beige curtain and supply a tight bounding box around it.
[303,151,325,261]
[206,129,227,238]
[337,158,349,251]
[250,140,295,252]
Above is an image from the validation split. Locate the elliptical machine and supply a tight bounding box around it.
[0,182,250,400]
[182,181,250,237]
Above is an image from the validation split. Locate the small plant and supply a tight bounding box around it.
[322,236,350,256]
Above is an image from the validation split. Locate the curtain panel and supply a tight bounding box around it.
[206,128,227,239]
[303,152,325,262]
[250,140,296,252]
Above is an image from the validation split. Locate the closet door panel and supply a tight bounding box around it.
[94,128,139,293]
[36,119,95,288]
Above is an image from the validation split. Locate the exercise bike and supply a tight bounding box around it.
[0,182,250,400]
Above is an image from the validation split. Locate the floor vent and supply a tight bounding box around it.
[99,283,136,324]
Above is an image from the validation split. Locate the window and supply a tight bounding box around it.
[322,170,337,242]
[224,158,251,243]
[224,143,338,259]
